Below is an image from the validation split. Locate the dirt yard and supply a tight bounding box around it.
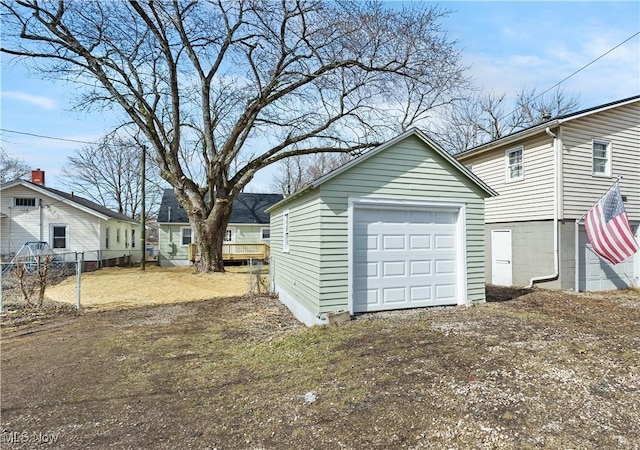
[1,286,639,449]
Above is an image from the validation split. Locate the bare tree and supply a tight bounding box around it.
[433,88,580,154]
[272,152,352,196]
[0,148,30,183]
[61,132,163,220]
[2,0,470,271]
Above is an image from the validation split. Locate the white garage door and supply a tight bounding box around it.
[353,206,459,313]
[578,225,638,291]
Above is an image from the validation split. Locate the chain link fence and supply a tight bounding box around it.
[248,259,269,294]
[1,248,142,312]
[1,251,81,311]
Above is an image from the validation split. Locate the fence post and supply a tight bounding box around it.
[0,268,3,313]
[75,252,83,310]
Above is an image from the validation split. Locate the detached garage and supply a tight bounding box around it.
[267,129,496,326]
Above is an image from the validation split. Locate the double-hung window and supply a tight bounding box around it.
[181,228,192,246]
[505,147,524,182]
[592,139,611,177]
[261,227,270,240]
[224,229,234,243]
[51,225,68,249]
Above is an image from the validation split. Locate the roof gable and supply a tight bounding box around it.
[157,190,283,224]
[267,128,496,212]
[457,95,640,160]
[0,180,137,223]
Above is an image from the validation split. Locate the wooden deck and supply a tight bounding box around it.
[188,243,269,263]
[222,243,269,261]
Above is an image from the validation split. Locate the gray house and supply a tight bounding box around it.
[267,128,496,326]
[456,96,640,291]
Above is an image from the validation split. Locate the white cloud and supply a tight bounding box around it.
[2,91,57,110]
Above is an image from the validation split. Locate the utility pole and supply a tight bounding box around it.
[140,144,146,271]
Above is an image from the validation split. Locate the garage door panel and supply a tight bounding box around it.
[383,287,406,303]
[435,212,456,224]
[409,210,433,223]
[410,286,432,301]
[383,261,406,277]
[382,234,406,250]
[353,205,460,313]
[382,209,407,223]
[435,234,455,249]
[410,260,431,275]
[435,284,456,300]
[435,259,456,274]
[409,234,431,249]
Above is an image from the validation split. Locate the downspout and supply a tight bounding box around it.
[574,218,580,292]
[526,127,559,288]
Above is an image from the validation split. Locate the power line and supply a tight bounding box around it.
[532,31,640,103]
[498,31,640,121]
[0,128,97,145]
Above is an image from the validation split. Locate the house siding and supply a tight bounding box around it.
[1,184,139,261]
[458,134,555,223]
[270,191,323,318]
[562,101,640,220]
[158,223,266,265]
[1,185,101,255]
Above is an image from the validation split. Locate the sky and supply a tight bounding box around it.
[1,1,639,193]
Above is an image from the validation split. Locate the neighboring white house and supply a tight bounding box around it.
[456,95,640,291]
[0,170,140,268]
[267,128,496,326]
[157,190,282,266]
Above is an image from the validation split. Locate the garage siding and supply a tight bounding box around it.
[316,134,487,314]
[269,191,323,317]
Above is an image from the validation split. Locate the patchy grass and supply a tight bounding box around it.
[2,289,640,449]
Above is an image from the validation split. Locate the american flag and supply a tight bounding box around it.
[584,183,639,264]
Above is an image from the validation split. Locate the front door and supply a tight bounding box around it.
[491,230,512,286]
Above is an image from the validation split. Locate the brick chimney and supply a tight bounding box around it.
[31,169,45,186]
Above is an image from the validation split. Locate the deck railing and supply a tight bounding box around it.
[222,243,269,261]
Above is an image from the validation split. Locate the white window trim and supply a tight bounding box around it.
[592,139,612,177]
[180,227,193,246]
[116,228,121,243]
[282,210,290,253]
[224,228,235,243]
[50,224,69,250]
[261,227,270,241]
[505,146,524,183]
[13,197,37,208]
[105,226,110,249]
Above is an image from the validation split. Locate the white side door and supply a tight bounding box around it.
[491,230,512,286]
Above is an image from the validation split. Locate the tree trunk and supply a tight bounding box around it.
[191,199,233,273]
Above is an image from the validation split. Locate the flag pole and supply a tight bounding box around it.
[576,175,623,225]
